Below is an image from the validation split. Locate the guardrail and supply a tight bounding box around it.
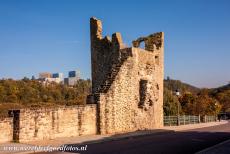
[203,115,217,123]
[164,115,217,126]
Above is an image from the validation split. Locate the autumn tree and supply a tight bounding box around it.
[179,89,221,116]
[179,92,197,115]
[0,78,92,112]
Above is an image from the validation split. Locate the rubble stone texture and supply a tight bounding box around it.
[17,105,97,142]
[4,105,97,142]
[0,117,13,143]
[89,17,164,134]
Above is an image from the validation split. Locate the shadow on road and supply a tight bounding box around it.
[37,121,230,154]
[65,133,230,153]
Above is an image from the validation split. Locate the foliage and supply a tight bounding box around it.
[164,77,199,116]
[179,92,197,115]
[210,84,230,112]
[164,77,200,95]
[163,88,181,116]
[0,78,91,114]
[164,78,222,116]
[0,77,228,117]
[179,90,221,116]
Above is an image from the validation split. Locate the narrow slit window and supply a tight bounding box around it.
[139,79,148,107]
[155,55,159,65]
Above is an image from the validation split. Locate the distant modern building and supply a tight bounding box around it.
[38,70,79,86]
[68,70,80,78]
[38,72,63,84]
[31,76,36,80]
[43,78,62,84]
[64,70,80,86]
[68,77,79,86]
[64,78,69,85]
[39,72,52,79]
[52,73,63,79]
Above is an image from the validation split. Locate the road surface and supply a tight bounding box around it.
[35,121,230,154]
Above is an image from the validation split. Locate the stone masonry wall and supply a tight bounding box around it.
[18,105,97,142]
[90,17,164,134]
[0,117,13,143]
[90,17,124,94]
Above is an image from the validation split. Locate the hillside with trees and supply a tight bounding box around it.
[0,77,228,117]
[0,78,91,116]
[164,77,200,95]
[163,78,224,116]
[163,77,200,116]
[210,83,230,113]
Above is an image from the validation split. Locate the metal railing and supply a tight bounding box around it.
[203,115,216,123]
[164,116,178,126]
[164,115,216,126]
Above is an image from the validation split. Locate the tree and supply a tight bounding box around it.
[196,90,221,116]
[179,92,197,115]
[179,89,221,116]
[163,88,181,115]
[0,78,92,111]
[215,90,230,112]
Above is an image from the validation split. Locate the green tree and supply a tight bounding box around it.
[163,88,181,115]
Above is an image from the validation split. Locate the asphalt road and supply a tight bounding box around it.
[36,121,230,154]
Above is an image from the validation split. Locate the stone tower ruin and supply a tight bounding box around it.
[89,17,164,134]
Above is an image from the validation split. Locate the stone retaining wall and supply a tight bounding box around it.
[0,105,97,143]
[18,105,97,142]
[0,117,13,143]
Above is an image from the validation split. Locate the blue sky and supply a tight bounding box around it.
[0,0,229,88]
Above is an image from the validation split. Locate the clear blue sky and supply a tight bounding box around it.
[0,0,229,88]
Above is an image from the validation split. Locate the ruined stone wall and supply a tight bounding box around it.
[90,17,164,134]
[18,105,97,142]
[98,47,164,134]
[0,117,13,143]
[90,17,124,94]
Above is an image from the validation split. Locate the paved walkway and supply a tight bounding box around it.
[0,120,228,154]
